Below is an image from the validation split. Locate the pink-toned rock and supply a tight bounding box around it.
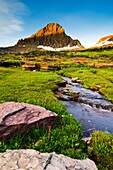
[71,77,82,83]
[0,102,59,141]
[82,137,92,144]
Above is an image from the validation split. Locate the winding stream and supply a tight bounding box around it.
[56,77,113,137]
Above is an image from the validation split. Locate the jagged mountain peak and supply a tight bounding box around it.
[29,23,65,38]
[17,23,84,50]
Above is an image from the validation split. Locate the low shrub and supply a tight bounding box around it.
[88,131,113,170]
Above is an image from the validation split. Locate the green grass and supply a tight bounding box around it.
[58,65,113,102]
[0,67,87,159]
[1,48,113,167]
[0,115,87,159]
[72,48,113,60]
[0,67,64,114]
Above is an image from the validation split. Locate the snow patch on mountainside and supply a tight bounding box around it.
[95,38,113,47]
[37,45,80,51]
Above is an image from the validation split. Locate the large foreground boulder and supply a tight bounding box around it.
[0,149,98,170]
[0,102,59,141]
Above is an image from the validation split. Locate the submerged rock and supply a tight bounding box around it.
[72,77,82,83]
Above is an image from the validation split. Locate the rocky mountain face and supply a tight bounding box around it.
[95,35,113,48]
[29,23,65,37]
[17,23,84,49]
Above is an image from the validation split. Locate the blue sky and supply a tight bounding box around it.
[0,0,113,47]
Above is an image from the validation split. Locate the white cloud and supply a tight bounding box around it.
[0,0,27,34]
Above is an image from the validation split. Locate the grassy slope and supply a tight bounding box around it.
[0,67,65,114]
[0,67,86,159]
[0,48,113,168]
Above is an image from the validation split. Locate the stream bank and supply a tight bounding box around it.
[55,77,113,137]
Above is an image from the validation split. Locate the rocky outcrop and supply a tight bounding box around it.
[92,35,113,48]
[90,63,113,68]
[97,35,113,44]
[29,23,65,37]
[17,23,84,49]
[22,63,40,71]
[0,149,98,170]
[0,102,59,141]
[22,63,61,71]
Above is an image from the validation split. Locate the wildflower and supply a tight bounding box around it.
[48,126,52,131]
[48,126,52,138]
[48,133,51,137]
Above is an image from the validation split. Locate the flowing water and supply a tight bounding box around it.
[56,77,113,136]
